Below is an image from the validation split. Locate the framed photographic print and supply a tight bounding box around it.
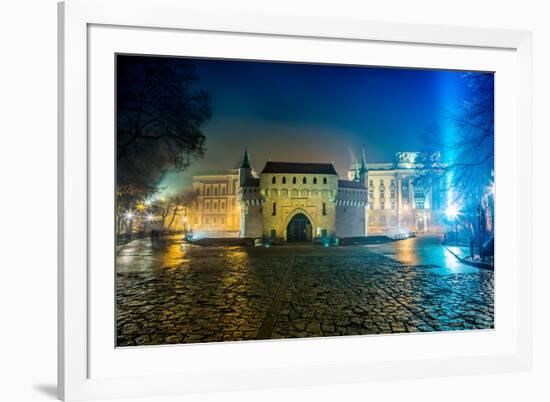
[58,0,533,400]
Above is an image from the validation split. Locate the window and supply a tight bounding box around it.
[369,203,374,210]
[221,187,226,195]
[272,202,277,216]
[196,188,200,195]
[213,202,217,210]
[205,201,210,210]
[380,201,385,210]
[232,198,236,207]
[416,201,425,209]
[379,180,384,188]
[221,202,225,210]
[322,202,327,216]
[321,229,328,238]
[221,216,225,224]
[303,177,307,184]
[391,201,396,210]
[313,177,317,184]
[214,187,218,195]
[272,176,276,184]
[391,190,396,198]
[391,179,396,187]
[323,177,327,184]
[213,216,217,224]
[204,216,210,224]
[270,229,276,239]
[206,187,211,196]
[369,179,374,186]
[369,215,375,225]
[390,216,397,226]
[380,216,386,226]
[282,177,286,184]
[292,177,297,184]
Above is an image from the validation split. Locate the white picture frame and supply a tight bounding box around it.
[58,0,533,400]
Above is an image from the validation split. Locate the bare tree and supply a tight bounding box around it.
[117,55,211,188]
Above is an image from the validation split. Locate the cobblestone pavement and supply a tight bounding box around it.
[116,235,494,346]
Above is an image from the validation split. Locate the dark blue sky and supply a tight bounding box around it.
[161,57,488,190]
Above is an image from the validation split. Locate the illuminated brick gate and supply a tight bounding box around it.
[188,147,447,241]
[286,213,312,242]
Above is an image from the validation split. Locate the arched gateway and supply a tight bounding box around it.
[286,213,312,242]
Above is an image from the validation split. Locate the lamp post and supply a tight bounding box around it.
[445,204,459,245]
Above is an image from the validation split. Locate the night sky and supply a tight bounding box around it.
[159,57,486,191]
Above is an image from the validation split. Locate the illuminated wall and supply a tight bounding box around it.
[190,170,241,237]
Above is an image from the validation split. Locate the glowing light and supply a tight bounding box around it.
[146,214,154,222]
[124,210,134,220]
[445,204,459,220]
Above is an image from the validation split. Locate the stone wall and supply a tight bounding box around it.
[260,173,338,240]
[335,204,367,237]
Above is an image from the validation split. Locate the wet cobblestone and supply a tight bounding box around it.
[116,236,494,346]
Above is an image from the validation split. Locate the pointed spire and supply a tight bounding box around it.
[240,145,251,169]
[353,161,360,182]
[359,145,367,174]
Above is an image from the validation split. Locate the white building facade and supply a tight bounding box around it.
[349,152,446,235]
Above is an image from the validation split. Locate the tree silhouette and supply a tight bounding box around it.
[117,56,211,189]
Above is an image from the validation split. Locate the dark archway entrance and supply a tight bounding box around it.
[286,213,312,242]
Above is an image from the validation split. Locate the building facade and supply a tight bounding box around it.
[188,148,445,240]
[349,152,445,235]
[189,147,368,241]
[189,169,242,237]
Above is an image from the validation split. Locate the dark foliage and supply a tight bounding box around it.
[116,56,211,188]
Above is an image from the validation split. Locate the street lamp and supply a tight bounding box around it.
[445,204,459,245]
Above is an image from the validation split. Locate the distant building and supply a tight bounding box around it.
[349,151,446,235]
[190,169,242,237]
[189,147,368,241]
[188,148,445,240]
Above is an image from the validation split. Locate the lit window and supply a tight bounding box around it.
[380,216,386,226]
